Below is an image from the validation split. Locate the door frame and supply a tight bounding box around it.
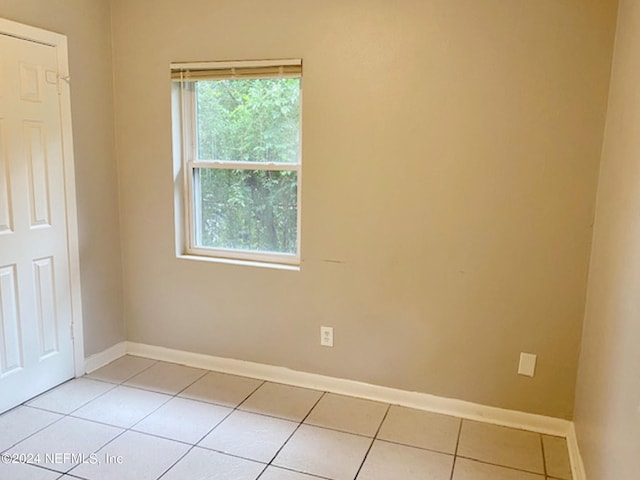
[0,17,84,376]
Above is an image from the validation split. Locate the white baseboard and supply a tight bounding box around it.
[125,341,571,437]
[86,340,584,476]
[566,423,587,480]
[84,341,127,374]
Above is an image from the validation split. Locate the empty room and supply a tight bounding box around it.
[0,0,637,479]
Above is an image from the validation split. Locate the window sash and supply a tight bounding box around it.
[186,164,300,265]
[189,160,299,171]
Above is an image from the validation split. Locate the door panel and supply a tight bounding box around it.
[0,264,21,375]
[25,121,51,227]
[0,119,12,233]
[0,32,75,413]
[33,256,59,358]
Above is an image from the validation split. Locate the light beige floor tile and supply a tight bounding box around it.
[132,397,232,444]
[179,371,263,407]
[161,447,265,480]
[86,355,156,384]
[27,378,115,414]
[357,440,453,480]
[0,461,61,480]
[0,406,62,452]
[542,435,572,479]
[457,421,544,474]
[71,430,190,480]
[273,424,372,480]
[7,416,123,473]
[377,406,460,454]
[453,457,545,480]
[199,410,298,463]
[0,356,566,480]
[259,466,322,479]
[304,393,388,437]
[123,361,207,395]
[239,383,323,422]
[72,385,170,428]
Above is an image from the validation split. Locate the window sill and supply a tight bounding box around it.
[177,253,301,271]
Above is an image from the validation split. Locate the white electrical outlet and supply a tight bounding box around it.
[518,352,537,377]
[320,326,334,347]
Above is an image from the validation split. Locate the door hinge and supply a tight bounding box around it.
[70,323,75,340]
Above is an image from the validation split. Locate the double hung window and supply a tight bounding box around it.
[172,59,302,265]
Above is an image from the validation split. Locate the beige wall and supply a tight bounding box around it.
[574,0,640,475]
[111,0,616,418]
[0,0,125,355]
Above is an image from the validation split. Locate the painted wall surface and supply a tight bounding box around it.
[111,0,616,418]
[574,0,640,475]
[0,0,125,355]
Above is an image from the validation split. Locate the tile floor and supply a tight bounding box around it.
[0,356,573,480]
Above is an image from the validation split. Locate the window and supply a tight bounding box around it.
[172,59,302,266]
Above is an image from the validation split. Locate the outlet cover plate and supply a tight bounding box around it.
[518,352,537,377]
[320,326,333,347]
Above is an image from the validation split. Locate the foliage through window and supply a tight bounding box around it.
[172,60,302,264]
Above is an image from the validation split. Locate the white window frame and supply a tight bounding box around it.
[172,59,302,267]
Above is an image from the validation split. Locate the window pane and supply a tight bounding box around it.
[196,78,300,163]
[194,168,298,254]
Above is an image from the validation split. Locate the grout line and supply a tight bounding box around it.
[254,462,270,479]
[454,456,547,476]
[235,408,318,426]
[234,380,269,410]
[60,473,87,480]
[351,403,391,479]
[89,356,159,385]
[81,377,120,386]
[450,418,464,480]
[370,438,455,458]
[262,391,327,468]
[450,456,458,480]
[160,442,271,467]
[167,367,209,394]
[258,464,332,479]
[296,420,383,440]
[540,434,548,477]
[454,418,464,455]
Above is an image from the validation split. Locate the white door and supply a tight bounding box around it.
[0,32,76,413]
